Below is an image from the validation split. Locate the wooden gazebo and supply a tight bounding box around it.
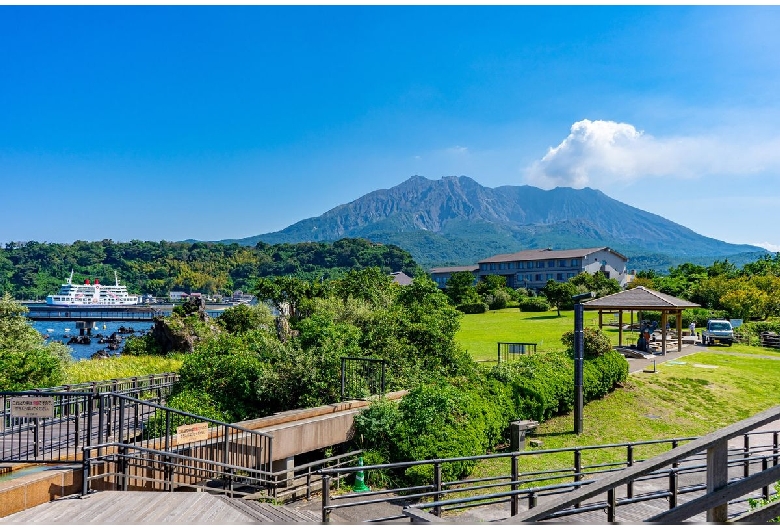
[583,286,700,355]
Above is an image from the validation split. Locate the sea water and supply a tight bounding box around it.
[31,320,154,361]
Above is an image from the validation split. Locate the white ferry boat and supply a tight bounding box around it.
[45,271,141,307]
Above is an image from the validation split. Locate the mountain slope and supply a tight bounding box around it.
[223,175,765,269]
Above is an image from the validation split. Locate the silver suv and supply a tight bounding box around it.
[702,319,734,346]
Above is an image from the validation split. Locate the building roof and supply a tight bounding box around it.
[429,265,479,274]
[390,271,414,286]
[479,247,628,264]
[583,286,700,310]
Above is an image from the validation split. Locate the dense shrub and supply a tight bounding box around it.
[561,327,613,358]
[583,350,629,401]
[484,290,510,310]
[0,294,70,391]
[355,381,511,484]
[518,296,551,312]
[457,301,489,314]
[489,351,574,421]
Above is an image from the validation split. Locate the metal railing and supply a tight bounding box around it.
[340,357,387,401]
[511,405,780,523]
[319,425,780,524]
[81,444,360,500]
[33,373,178,399]
[80,396,273,496]
[1,374,178,464]
[497,342,537,363]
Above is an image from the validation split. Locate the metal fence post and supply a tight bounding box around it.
[340,358,346,402]
[668,469,678,509]
[33,418,40,457]
[607,488,616,522]
[627,444,634,498]
[322,474,331,523]
[763,457,770,500]
[74,400,81,449]
[574,449,582,508]
[744,434,751,478]
[433,462,443,517]
[82,447,91,495]
[511,454,519,516]
[775,432,779,467]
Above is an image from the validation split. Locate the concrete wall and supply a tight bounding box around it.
[0,467,82,518]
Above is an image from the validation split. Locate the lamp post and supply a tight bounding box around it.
[571,292,595,435]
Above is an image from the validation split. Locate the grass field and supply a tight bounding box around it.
[459,312,780,484]
[64,355,184,384]
[455,308,642,361]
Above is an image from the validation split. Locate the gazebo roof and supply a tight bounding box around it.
[583,286,700,311]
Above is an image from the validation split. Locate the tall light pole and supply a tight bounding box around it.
[572,292,594,435]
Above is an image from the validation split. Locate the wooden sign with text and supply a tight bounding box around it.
[176,422,209,444]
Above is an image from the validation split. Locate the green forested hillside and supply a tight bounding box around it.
[0,238,419,300]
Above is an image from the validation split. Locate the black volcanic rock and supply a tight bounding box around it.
[220,176,765,269]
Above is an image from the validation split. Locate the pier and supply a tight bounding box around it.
[23,304,229,323]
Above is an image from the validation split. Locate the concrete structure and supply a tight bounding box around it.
[429,265,479,289]
[477,247,629,290]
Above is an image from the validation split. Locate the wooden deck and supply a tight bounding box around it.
[0,491,322,524]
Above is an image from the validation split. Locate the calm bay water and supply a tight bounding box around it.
[32,320,154,361]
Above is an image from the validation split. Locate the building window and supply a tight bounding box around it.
[548,260,555,267]
[571,259,580,267]
[490,264,496,271]
[536,261,545,268]
[546,273,553,280]
[557,273,564,280]
[526,262,533,269]
[526,274,533,281]
[534,274,542,281]
[567,273,575,279]
[480,264,487,271]
[499,263,505,270]
[558,260,567,267]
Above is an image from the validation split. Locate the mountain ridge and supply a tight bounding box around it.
[220,175,766,270]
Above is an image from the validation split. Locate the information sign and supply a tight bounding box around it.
[176,422,209,444]
[10,397,55,419]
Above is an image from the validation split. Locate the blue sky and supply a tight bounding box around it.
[2,6,780,252]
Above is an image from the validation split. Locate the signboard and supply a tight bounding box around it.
[730,319,743,329]
[10,397,55,419]
[176,422,209,445]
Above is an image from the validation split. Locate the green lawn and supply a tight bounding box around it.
[456,309,642,361]
[467,342,780,486]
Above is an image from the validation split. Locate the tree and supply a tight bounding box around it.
[542,280,577,316]
[0,294,70,390]
[445,271,477,306]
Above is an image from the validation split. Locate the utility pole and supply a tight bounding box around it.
[572,292,594,435]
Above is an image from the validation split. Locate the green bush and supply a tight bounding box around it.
[489,351,573,421]
[457,301,489,314]
[561,327,613,358]
[583,350,628,401]
[518,297,551,312]
[355,382,511,485]
[485,291,510,310]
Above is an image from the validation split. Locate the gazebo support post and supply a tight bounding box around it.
[618,310,624,346]
[661,311,668,356]
[677,310,683,352]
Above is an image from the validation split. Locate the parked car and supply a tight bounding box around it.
[702,319,734,346]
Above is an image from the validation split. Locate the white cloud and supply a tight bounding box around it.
[525,119,780,189]
[447,146,469,154]
[753,242,780,253]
